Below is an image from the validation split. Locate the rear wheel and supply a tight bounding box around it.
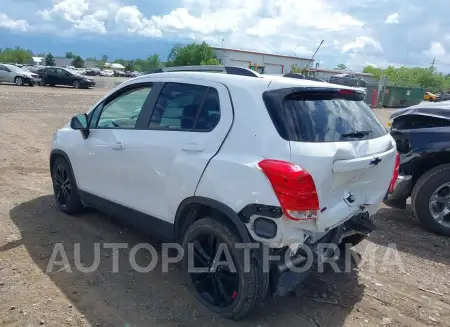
[411,164,450,236]
[182,217,266,320]
[51,157,84,215]
[14,76,24,86]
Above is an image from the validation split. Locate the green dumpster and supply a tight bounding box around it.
[382,86,425,108]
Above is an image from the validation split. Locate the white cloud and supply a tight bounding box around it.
[38,0,89,22]
[74,9,107,33]
[0,13,29,31]
[341,36,383,53]
[385,12,399,24]
[424,42,446,58]
[115,5,162,37]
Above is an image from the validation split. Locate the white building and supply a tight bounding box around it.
[105,63,125,70]
[213,47,312,75]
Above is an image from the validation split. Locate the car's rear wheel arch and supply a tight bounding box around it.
[411,151,450,187]
[175,197,252,244]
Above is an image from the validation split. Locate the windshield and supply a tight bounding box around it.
[283,98,387,142]
[263,89,388,142]
[66,69,82,76]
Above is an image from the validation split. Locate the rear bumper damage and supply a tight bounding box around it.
[383,174,413,209]
[269,212,375,297]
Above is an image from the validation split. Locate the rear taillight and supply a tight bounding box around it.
[258,159,319,221]
[388,153,400,193]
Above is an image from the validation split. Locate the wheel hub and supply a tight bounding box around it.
[429,182,450,227]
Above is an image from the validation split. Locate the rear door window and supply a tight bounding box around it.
[264,89,387,142]
[149,83,220,131]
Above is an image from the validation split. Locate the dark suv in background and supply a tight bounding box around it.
[384,101,450,236]
[38,67,96,89]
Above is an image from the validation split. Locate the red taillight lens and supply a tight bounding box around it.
[258,159,319,221]
[388,152,400,193]
[338,89,355,95]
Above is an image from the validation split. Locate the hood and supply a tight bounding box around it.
[20,71,36,78]
[390,101,450,120]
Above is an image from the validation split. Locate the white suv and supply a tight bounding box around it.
[50,66,398,319]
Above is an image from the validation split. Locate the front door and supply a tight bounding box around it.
[73,83,155,204]
[55,68,72,86]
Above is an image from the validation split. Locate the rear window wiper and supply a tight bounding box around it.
[340,130,373,138]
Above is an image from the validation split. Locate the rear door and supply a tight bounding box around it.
[121,80,233,223]
[264,87,396,230]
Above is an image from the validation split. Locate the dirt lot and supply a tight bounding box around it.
[0,85,449,327]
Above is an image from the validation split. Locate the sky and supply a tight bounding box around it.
[1,0,450,72]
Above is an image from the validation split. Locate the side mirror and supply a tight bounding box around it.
[70,113,90,139]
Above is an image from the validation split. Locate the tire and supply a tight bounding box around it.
[14,76,24,86]
[73,80,82,89]
[28,82,35,87]
[411,164,450,236]
[51,157,84,215]
[181,217,266,320]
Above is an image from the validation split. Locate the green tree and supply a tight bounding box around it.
[166,42,218,67]
[0,47,33,64]
[65,52,76,59]
[335,63,348,70]
[134,54,162,72]
[71,56,84,68]
[125,61,135,71]
[290,64,302,73]
[200,58,221,65]
[362,65,450,92]
[45,53,55,66]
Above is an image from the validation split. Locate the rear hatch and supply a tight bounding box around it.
[263,87,396,231]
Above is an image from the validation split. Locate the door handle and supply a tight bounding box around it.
[181,143,204,152]
[112,141,124,150]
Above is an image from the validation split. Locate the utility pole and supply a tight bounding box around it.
[221,37,224,48]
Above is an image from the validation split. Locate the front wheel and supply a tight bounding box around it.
[181,217,267,320]
[411,164,450,236]
[73,80,82,89]
[14,76,24,86]
[51,157,84,215]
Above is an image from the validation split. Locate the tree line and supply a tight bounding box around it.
[0,42,220,73]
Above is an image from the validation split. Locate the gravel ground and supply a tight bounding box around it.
[0,85,449,327]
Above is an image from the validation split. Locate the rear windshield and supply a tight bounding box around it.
[263,89,387,142]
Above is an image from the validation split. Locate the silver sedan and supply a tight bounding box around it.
[0,64,41,86]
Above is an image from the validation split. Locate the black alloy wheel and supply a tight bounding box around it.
[190,233,239,308]
[53,164,71,209]
[182,217,267,320]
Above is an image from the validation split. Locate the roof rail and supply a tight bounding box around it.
[148,65,260,78]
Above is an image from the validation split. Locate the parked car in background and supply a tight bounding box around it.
[38,67,96,89]
[100,70,114,77]
[50,66,397,319]
[0,63,40,86]
[424,91,438,102]
[283,72,327,82]
[329,73,368,88]
[384,101,450,236]
[114,70,127,77]
[85,68,100,76]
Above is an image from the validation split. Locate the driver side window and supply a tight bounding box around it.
[95,85,153,129]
